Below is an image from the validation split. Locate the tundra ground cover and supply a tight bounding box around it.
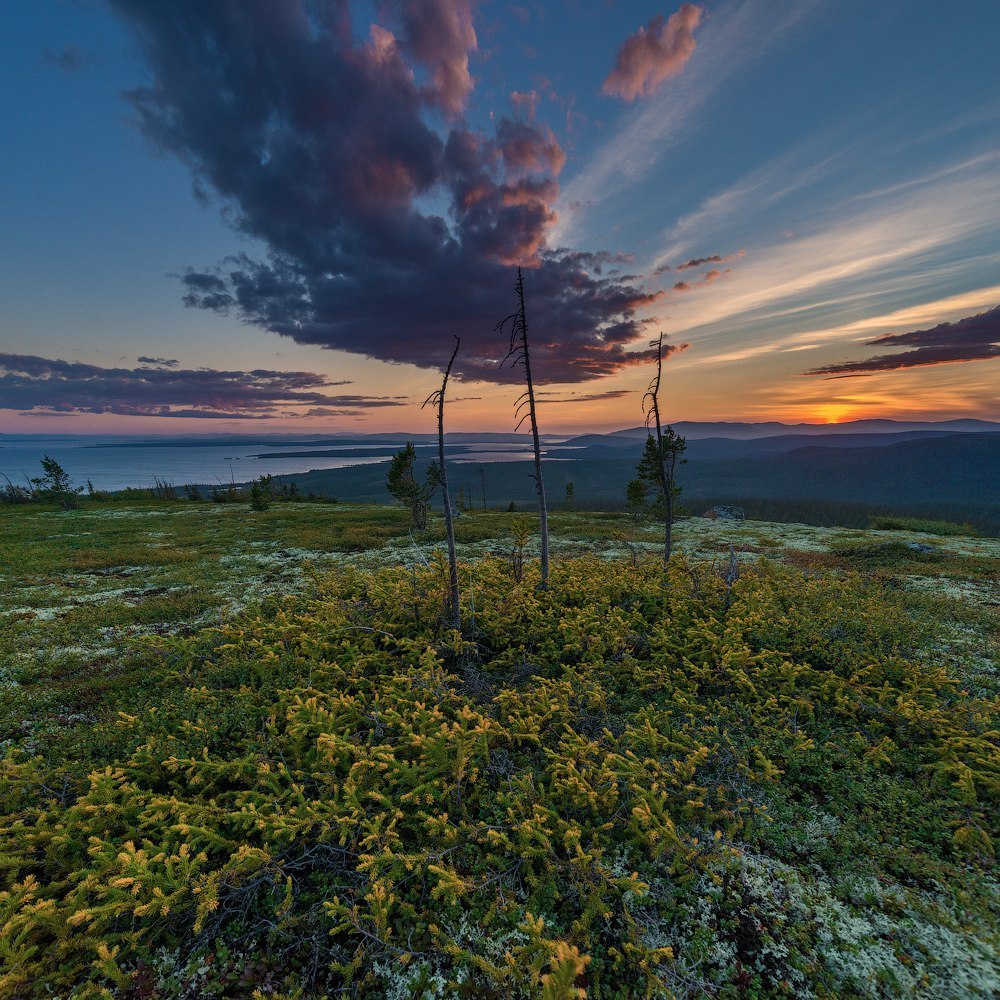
[0,501,997,996]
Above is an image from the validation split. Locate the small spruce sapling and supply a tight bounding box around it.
[625,478,648,522]
[386,442,439,530]
[249,475,272,511]
[31,455,82,510]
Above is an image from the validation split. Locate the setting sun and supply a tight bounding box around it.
[815,404,854,424]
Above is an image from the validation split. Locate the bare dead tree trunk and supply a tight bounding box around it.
[644,333,671,565]
[666,440,679,558]
[498,267,549,589]
[423,337,461,628]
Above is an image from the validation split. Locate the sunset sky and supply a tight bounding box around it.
[2,0,998,434]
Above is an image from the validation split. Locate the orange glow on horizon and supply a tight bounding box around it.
[813,403,855,424]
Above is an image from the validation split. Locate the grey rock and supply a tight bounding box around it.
[704,505,746,521]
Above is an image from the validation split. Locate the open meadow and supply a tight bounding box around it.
[0,499,997,997]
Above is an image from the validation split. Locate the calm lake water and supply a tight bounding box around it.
[0,437,536,492]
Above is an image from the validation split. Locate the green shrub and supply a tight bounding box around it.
[29,455,82,510]
[828,539,945,567]
[869,515,980,537]
[1,558,995,996]
[249,476,272,512]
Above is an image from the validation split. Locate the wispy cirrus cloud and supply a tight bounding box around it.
[0,354,402,419]
[537,389,633,403]
[684,285,1000,367]
[601,5,702,102]
[107,0,661,384]
[555,0,821,247]
[804,305,1000,378]
[659,154,1000,370]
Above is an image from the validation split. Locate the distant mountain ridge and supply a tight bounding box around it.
[597,418,1000,441]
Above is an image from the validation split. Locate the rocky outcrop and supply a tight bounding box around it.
[703,505,746,520]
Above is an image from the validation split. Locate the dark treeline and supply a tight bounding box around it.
[262,459,1000,536]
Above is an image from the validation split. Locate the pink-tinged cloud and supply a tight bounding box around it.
[804,305,1000,378]
[672,269,727,292]
[675,249,745,271]
[368,23,400,65]
[602,4,702,102]
[496,118,566,176]
[395,0,477,117]
[500,176,560,208]
[509,89,540,118]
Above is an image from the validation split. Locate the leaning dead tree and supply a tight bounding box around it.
[498,267,549,589]
[423,337,461,628]
[642,333,686,565]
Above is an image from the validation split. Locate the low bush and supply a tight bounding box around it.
[869,515,980,537]
[827,539,945,568]
[1,557,996,997]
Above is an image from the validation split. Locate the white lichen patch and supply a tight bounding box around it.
[676,517,843,554]
[29,644,121,665]
[43,509,165,520]
[1,605,64,620]
[67,584,187,605]
[654,849,999,999]
[905,574,1000,608]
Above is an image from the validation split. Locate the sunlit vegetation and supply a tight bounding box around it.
[0,502,997,996]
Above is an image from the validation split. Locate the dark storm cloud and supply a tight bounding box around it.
[108,0,659,384]
[805,305,1000,378]
[0,354,404,418]
[137,356,179,367]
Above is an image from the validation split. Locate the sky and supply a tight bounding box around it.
[1,0,998,435]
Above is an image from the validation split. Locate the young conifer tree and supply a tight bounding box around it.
[422,337,461,629]
[386,443,438,530]
[497,267,549,588]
